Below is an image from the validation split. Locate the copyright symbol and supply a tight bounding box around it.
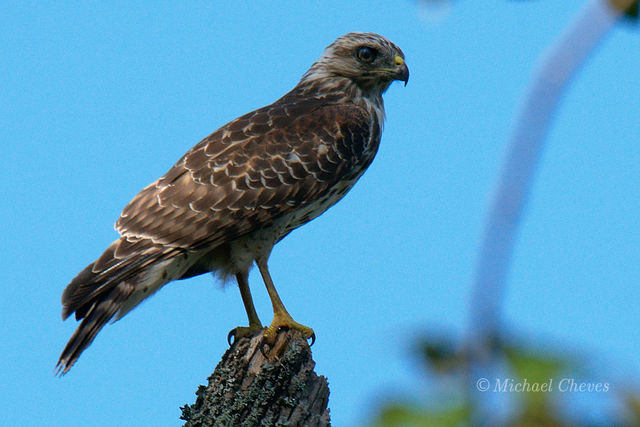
[476,378,490,392]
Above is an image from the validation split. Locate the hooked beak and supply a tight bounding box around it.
[393,55,409,86]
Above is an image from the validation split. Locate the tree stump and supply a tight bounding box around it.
[180,329,330,426]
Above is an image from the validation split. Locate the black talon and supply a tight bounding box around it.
[308,332,316,346]
[227,329,236,347]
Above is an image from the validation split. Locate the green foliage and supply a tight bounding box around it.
[511,0,638,21]
[503,344,567,384]
[419,338,466,375]
[501,343,574,426]
[624,1,638,20]
[374,403,470,427]
[371,333,640,426]
[627,395,640,424]
[375,403,469,427]
[611,0,639,20]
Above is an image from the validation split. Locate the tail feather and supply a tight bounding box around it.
[61,238,170,320]
[58,237,177,374]
[61,262,100,320]
[56,281,135,375]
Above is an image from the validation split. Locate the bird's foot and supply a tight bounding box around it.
[227,324,263,346]
[262,311,315,346]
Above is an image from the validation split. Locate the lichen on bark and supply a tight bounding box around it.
[181,329,330,427]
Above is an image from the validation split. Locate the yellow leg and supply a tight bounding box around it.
[256,259,315,345]
[228,271,263,345]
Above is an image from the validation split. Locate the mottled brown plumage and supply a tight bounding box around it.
[58,32,408,374]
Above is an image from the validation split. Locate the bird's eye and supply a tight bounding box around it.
[357,46,377,63]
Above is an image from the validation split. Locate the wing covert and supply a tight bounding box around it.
[115,99,374,251]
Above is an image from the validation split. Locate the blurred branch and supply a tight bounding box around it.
[181,330,330,427]
[467,0,636,421]
[468,0,632,353]
[375,1,638,425]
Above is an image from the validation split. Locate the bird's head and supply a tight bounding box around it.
[299,32,409,97]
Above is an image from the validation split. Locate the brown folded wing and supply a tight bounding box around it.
[115,99,373,253]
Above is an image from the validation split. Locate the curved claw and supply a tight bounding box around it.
[258,328,313,358]
[262,311,314,348]
[227,329,236,347]
[227,325,263,347]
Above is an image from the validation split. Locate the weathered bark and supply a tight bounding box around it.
[181,329,330,427]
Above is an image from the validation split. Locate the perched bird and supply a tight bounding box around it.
[57,32,409,374]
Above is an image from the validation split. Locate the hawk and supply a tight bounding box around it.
[57,32,409,374]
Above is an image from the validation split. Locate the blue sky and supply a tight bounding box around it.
[1,1,638,425]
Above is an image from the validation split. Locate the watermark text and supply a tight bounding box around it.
[475,377,609,393]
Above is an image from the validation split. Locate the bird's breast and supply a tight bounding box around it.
[282,174,362,234]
